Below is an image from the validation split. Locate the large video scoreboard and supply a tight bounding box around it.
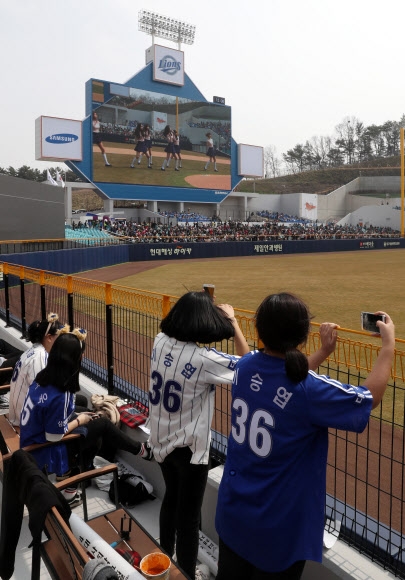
[68,60,239,204]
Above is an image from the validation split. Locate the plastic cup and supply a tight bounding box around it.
[140,552,171,579]
[203,284,215,299]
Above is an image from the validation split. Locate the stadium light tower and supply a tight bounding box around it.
[138,10,196,50]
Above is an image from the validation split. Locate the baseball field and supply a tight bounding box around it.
[80,247,405,340]
[93,142,231,189]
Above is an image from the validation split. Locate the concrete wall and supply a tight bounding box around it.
[0,174,65,240]
[337,203,401,229]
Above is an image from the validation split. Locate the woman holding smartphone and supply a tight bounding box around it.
[215,293,394,580]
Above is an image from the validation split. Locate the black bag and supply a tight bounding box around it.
[108,473,154,507]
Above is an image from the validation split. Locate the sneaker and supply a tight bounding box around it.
[195,564,210,580]
[105,163,112,167]
[214,169,218,172]
[139,441,154,461]
[161,168,165,171]
[130,165,134,168]
[64,489,83,508]
[175,168,180,171]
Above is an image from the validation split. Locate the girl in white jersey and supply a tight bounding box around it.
[148,291,249,580]
[8,314,61,425]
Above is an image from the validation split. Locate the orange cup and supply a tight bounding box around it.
[140,552,171,579]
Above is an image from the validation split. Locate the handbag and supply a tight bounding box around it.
[119,401,149,429]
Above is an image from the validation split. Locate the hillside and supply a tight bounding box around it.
[235,156,402,195]
[71,157,403,211]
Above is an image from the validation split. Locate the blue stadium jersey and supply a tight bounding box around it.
[19,381,75,475]
[215,350,373,572]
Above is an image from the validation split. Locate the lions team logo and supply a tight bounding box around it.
[158,55,181,76]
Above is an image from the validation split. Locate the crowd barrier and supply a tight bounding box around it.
[1,237,404,277]
[1,260,405,577]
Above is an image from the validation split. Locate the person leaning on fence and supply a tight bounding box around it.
[19,330,153,506]
[215,292,395,580]
[146,290,250,580]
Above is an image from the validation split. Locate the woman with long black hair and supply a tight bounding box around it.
[19,331,152,504]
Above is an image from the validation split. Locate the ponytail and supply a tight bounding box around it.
[284,349,309,383]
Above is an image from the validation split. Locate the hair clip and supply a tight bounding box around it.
[47,312,59,323]
[71,327,87,343]
[57,323,71,335]
[45,312,59,335]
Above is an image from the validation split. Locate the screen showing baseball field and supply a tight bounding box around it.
[91,86,231,191]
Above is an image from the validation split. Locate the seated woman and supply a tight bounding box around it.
[8,314,61,425]
[9,314,88,425]
[19,331,151,492]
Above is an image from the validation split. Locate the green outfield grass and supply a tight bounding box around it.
[108,249,405,339]
[93,142,230,186]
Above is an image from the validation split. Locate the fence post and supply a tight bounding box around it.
[19,266,26,339]
[162,294,171,318]
[3,263,10,327]
[67,276,74,330]
[40,270,46,320]
[105,284,114,395]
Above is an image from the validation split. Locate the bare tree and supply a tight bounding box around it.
[264,145,281,178]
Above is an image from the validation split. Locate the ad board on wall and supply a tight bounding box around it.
[35,116,82,161]
[301,193,318,220]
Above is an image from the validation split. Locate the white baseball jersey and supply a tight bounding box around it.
[148,332,239,464]
[8,343,48,426]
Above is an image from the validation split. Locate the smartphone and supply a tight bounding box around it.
[361,312,386,334]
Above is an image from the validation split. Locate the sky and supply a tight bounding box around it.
[2,0,405,170]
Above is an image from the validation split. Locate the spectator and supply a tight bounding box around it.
[215,293,395,579]
[19,331,153,506]
[147,291,249,580]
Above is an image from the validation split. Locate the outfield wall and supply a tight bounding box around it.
[1,238,404,274]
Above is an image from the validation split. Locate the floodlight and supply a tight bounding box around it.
[138,9,196,46]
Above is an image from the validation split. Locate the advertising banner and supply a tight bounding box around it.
[36,116,82,161]
[153,44,184,86]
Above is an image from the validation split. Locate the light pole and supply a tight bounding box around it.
[138,11,196,134]
[138,10,196,50]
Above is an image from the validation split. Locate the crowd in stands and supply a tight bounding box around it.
[157,211,212,222]
[106,217,400,243]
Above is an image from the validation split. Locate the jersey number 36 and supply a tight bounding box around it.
[149,370,182,413]
[232,397,274,458]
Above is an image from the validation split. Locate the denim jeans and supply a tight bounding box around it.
[158,447,209,579]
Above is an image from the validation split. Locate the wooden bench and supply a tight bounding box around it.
[39,468,188,580]
[0,452,188,580]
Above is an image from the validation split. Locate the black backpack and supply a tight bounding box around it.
[108,474,154,507]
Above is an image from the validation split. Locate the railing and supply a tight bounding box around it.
[1,261,405,576]
[0,237,126,254]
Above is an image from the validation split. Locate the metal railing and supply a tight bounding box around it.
[1,261,405,576]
